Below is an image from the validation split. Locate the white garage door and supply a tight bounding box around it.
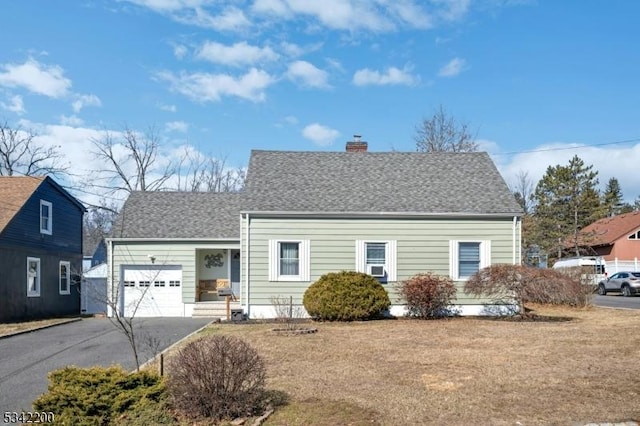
[122,266,183,317]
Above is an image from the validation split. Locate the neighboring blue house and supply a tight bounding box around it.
[0,176,85,322]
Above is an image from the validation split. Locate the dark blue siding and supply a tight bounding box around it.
[0,178,84,321]
[0,179,84,253]
[0,247,81,322]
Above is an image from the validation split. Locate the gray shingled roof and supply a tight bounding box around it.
[244,150,522,215]
[111,191,243,239]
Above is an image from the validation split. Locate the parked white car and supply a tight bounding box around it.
[597,271,640,297]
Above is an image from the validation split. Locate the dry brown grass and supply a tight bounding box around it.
[0,318,77,337]
[190,305,640,426]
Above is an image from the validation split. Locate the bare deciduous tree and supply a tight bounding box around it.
[89,126,175,197]
[510,170,535,214]
[174,146,245,192]
[0,121,68,177]
[414,105,478,152]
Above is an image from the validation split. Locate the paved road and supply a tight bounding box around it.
[0,317,211,414]
[594,294,640,310]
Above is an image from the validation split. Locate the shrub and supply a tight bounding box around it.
[32,366,169,425]
[464,264,594,312]
[166,335,267,421]
[521,267,595,307]
[397,273,457,319]
[302,271,391,321]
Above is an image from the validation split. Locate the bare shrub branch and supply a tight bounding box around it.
[396,273,457,319]
[167,335,267,421]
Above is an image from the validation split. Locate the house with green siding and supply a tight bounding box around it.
[106,140,523,318]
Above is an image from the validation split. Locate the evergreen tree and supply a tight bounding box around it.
[601,177,624,217]
[531,155,601,259]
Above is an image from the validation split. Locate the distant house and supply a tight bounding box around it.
[107,141,523,318]
[0,176,85,322]
[575,212,640,268]
[83,236,107,271]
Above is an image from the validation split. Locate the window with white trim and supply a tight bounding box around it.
[268,240,310,281]
[629,230,640,240]
[355,240,397,282]
[27,257,41,297]
[449,240,491,280]
[59,261,71,295]
[40,200,52,235]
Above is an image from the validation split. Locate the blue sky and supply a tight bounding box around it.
[2,0,640,206]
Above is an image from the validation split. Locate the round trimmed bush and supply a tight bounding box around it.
[303,271,391,321]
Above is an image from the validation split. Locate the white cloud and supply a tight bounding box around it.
[173,44,189,59]
[124,0,210,13]
[127,1,250,31]
[302,123,340,146]
[252,0,432,31]
[436,0,471,22]
[59,115,84,126]
[72,93,102,113]
[157,68,275,102]
[438,57,466,77]
[496,142,640,204]
[352,66,418,86]
[178,6,250,31]
[0,58,71,98]
[157,102,177,112]
[165,120,189,132]
[283,115,298,125]
[286,61,330,88]
[1,95,25,114]
[196,41,278,67]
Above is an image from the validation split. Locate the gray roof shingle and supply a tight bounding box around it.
[244,150,522,215]
[111,191,243,239]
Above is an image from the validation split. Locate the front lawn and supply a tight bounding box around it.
[195,305,639,425]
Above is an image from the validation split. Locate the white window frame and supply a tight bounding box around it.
[40,200,53,235]
[27,257,41,297]
[268,240,310,282]
[355,240,397,282]
[449,240,491,280]
[59,261,71,295]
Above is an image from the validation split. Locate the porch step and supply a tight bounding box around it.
[192,301,241,319]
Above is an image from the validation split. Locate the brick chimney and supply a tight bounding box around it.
[345,134,368,152]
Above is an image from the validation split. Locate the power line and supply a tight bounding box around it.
[492,137,640,156]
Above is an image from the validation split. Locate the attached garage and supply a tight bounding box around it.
[121,265,183,317]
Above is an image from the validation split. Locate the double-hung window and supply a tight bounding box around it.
[59,261,71,295]
[279,242,300,276]
[449,240,491,280]
[355,240,397,282]
[268,240,310,281]
[27,257,41,297]
[40,200,52,235]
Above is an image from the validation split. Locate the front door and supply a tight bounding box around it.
[231,250,240,298]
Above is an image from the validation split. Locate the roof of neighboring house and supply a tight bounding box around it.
[0,176,45,233]
[244,150,522,215]
[111,191,244,239]
[578,212,640,247]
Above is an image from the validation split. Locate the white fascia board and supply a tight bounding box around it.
[240,211,522,219]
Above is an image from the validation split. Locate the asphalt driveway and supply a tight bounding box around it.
[0,317,211,414]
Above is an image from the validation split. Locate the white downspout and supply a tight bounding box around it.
[108,239,114,317]
[244,213,250,318]
[512,216,517,265]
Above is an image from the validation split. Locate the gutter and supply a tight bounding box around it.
[239,210,523,219]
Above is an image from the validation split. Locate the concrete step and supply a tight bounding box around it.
[192,302,241,318]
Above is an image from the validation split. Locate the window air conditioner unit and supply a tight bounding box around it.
[368,264,385,277]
